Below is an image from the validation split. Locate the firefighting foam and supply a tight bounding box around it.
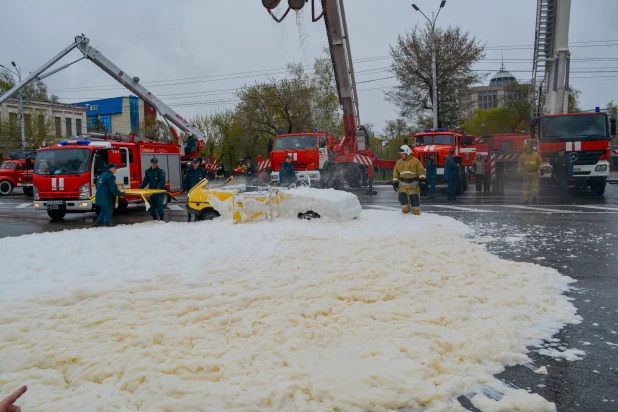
[0,211,580,411]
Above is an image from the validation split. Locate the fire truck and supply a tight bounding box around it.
[532,110,615,195]
[410,128,475,194]
[0,34,208,219]
[528,0,616,195]
[260,0,393,191]
[0,150,36,196]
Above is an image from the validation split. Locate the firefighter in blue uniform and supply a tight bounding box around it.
[139,158,167,221]
[425,152,437,198]
[183,158,207,222]
[551,148,573,203]
[444,149,458,201]
[279,154,296,185]
[93,163,124,227]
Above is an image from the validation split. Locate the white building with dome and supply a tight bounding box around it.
[464,65,529,119]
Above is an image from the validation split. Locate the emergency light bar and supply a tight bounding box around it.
[59,140,91,146]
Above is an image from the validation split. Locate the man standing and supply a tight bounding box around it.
[393,145,426,215]
[425,153,437,198]
[551,148,573,203]
[184,133,197,155]
[93,163,124,228]
[215,163,225,179]
[483,154,492,193]
[473,154,485,194]
[444,149,458,201]
[245,156,257,185]
[139,158,167,221]
[279,154,296,185]
[517,144,543,204]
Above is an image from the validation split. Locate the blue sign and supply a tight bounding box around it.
[465,153,470,160]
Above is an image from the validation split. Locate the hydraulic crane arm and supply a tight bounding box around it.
[322,0,361,142]
[0,34,205,144]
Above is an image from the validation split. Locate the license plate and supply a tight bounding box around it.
[573,167,582,172]
[49,205,59,210]
[47,200,65,205]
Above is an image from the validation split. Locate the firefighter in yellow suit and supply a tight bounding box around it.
[393,145,426,215]
[517,144,544,204]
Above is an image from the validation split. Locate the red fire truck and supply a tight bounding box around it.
[260,0,392,192]
[0,151,35,196]
[0,34,210,219]
[533,110,616,195]
[410,128,476,194]
[32,137,181,220]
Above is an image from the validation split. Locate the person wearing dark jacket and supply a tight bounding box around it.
[93,163,124,227]
[551,148,573,202]
[279,154,296,185]
[483,155,492,193]
[425,153,437,198]
[245,157,257,185]
[184,134,197,155]
[444,149,458,200]
[139,158,167,221]
[183,159,207,192]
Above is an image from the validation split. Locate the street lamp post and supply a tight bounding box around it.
[412,1,446,130]
[0,62,26,149]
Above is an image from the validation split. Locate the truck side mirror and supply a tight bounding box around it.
[267,139,273,154]
[610,118,616,137]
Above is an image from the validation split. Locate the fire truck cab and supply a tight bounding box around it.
[33,139,181,220]
[0,150,36,196]
[534,111,616,195]
[269,132,329,185]
[412,129,475,194]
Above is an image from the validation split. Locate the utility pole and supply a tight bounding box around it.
[1,62,26,149]
[13,62,26,149]
[412,1,446,130]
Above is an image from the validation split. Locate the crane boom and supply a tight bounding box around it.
[0,34,205,144]
[322,0,360,136]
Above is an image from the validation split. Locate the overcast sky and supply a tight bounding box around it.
[2,0,617,134]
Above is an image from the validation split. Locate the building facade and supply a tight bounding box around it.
[465,68,529,119]
[74,96,156,135]
[0,99,87,156]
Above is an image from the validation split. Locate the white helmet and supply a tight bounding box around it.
[399,145,412,156]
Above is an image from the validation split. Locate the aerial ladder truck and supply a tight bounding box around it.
[260,0,391,192]
[0,34,206,157]
[530,0,615,195]
[0,35,208,219]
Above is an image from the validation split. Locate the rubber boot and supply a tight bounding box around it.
[159,215,165,222]
[412,208,421,216]
[152,215,158,221]
[401,205,411,213]
[187,214,192,223]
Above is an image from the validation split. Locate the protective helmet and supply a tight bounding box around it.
[399,145,412,156]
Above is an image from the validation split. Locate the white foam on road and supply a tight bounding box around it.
[0,210,579,411]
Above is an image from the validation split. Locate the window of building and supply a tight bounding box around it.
[87,116,97,131]
[9,112,17,133]
[55,117,62,137]
[100,115,112,133]
[477,90,498,110]
[66,118,72,137]
[25,114,32,136]
[76,118,82,136]
[38,115,45,135]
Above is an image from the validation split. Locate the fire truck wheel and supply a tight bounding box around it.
[47,210,66,221]
[347,166,362,189]
[23,187,34,197]
[0,181,13,196]
[590,180,606,196]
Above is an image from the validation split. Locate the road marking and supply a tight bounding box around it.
[431,205,496,213]
[502,205,582,213]
[577,205,618,211]
[168,205,185,211]
[364,205,401,211]
[16,203,32,208]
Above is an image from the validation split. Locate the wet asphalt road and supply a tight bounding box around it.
[0,181,617,411]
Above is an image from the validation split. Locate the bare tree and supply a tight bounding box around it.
[386,24,486,128]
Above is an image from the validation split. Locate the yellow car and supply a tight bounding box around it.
[186,178,361,223]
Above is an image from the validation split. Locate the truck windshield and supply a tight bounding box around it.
[415,135,453,145]
[274,135,317,150]
[34,149,91,175]
[0,162,16,170]
[540,114,608,140]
